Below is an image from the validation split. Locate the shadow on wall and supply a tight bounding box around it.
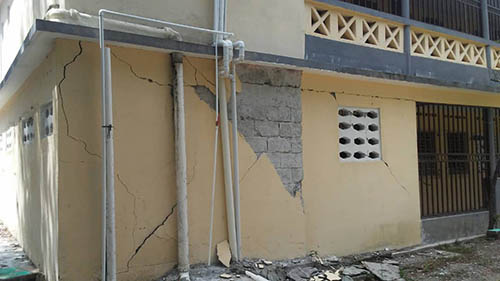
[0,89,59,281]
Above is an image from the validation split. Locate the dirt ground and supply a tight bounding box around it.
[160,237,500,281]
[398,238,500,281]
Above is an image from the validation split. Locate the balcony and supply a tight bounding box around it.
[339,0,500,40]
[305,0,500,92]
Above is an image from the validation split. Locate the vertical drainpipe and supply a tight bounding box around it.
[172,53,191,281]
[104,48,117,281]
[402,0,411,75]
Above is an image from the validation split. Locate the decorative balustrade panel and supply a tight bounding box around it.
[307,3,404,52]
[411,30,487,67]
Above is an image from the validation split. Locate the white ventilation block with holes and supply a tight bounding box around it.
[338,106,381,162]
[22,117,35,144]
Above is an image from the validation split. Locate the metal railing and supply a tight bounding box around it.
[337,0,500,40]
[417,103,490,218]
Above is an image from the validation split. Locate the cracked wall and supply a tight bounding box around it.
[194,64,304,196]
[29,38,500,281]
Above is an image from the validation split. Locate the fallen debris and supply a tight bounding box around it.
[342,265,368,276]
[287,267,318,281]
[324,269,341,280]
[219,273,232,279]
[382,259,399,265]
[246,271,270,281]
[362,261,402,281]
[217,240,231,268]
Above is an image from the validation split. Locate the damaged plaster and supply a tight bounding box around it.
[194,64,304,196]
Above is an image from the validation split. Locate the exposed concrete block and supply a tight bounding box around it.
[279,122,302,137]
[238,104,267,121]
[194,86,216,110]
[246,137,268,153]
[268,137,291,152]
[266,106,292,122]
[255,121,279,137]
[291,109,302,122]
[238,120,256,137]
[291,168,304,182]
[267,153,282,168]
[236,64,302,88]
[276,168,292,184]
[281,153,302,168]
[290,139,303,153]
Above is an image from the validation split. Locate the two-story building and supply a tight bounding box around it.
[1,0,500,280]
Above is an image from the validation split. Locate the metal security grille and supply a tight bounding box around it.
[417,103,489,218]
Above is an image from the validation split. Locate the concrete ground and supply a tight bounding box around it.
[0,221,38,280]
[159,237,500,281]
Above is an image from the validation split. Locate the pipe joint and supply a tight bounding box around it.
[172,52,184,64]
[233,41,245,63]
[218,40,233,77]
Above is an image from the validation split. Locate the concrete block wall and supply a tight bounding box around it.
[234,64,304,196]
[193,64,304,196]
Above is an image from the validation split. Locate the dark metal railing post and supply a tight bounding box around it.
[482,0,493,69]
[402,0,411,75]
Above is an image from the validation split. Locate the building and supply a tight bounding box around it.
[0,0,500,280]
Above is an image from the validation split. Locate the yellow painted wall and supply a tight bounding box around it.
[8,37,500,281]
[0,44,59,281]
[55,39,305,281]
[301,71,500,255]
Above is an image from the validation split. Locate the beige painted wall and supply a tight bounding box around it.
[0,44,59,281]
[54,38,305,281]
[63,0,305,58]
[301,72,500,255]
[23,38,500,281]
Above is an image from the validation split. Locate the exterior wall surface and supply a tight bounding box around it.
[43,39,500,281]
[0,45,59,281]
[421,211,489,244]
[63,0,305,58]
[0,0,58,80]
[55,39,306,281]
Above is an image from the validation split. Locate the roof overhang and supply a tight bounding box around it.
[1,19,499,109]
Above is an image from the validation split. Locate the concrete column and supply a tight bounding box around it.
[402,0,411,75]
[487,109,499,227]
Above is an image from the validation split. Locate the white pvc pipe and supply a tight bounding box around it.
[104,48,117,281]
[218,76,238,260]
[98,14,108,281]
[99,9,233,37]
[230,62,241,261]
[173,53,191,281]
[97,9,232,278]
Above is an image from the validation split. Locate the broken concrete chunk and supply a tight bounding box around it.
[257,264,265,269]
[342,266,368,276]
[362,261,401,281]
[246,271,270,281]
[382,259,400,265]
[324,270,341,281]
[287,267,318,281]
[263,260,273,265]
[220,273,233,279]
[217,240,232,268]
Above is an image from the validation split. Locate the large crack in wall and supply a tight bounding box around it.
[194,64,304,196]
